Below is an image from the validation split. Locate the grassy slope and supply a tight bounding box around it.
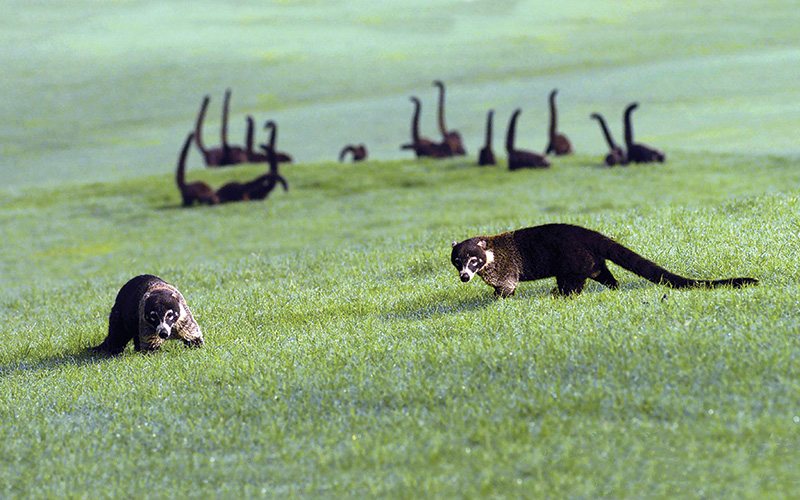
[1,153,799,498]
[2,0,800,498]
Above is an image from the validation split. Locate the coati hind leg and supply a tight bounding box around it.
[592,264,619,289]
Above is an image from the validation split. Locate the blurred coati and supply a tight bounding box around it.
[505,109,550,170]
[623,102,666,163]
[339,144,368,162]
[433,80,466,156]
[261,120,293,164]
[401,96,452,158]
[477,109,496,166]
[193,89,248,167]
[590,113,628,166]
[544,89,573,156]
[451,224,758,298]
[176,132,219,207]
[215,148,288,203]
[92,274,204,355]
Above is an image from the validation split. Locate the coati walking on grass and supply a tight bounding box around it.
[433,80,466,156]
[92,275,204,355]
[506,109,550,170]
[339,144,368,162]
[544,89,573,156]
[176,132,219,207]
[451,224,758,298]
[623,102,666,163]
[590,112,628,166]
[193,89,248,167]
[401,96,452,158]
[477,109,496,166]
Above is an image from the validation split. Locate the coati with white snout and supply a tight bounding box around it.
[176,132,219,207]
[451,224,758,298]
[92,275,204,355]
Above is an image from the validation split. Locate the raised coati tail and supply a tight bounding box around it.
[410,96,422,143]
[194,96,211,153]
[264,120,277,149]
[339,145,354,162]
[176,132,194,189]
[433,80,447,137]
[221,88,232,148]
[623,102,639,148]
[590,113,616,150]
[604,241,758,289]
[484,109,494,148]
[245,115,256,154]
[547,89,558,152]
[506,109,521,152]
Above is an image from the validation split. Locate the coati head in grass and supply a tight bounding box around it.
[451,238,494,283]
[140,290,182,349]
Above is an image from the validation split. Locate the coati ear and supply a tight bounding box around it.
[477,240,487,249]
[171,292,179,300]
[451,241,458,248]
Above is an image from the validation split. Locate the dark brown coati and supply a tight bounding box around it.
[193,90,248,167]
[260,120,293,164]
[506,109,550,170]
[624,102,666,163]
[590,112,628,166]
[433,80,466,156]
[249,145,289,199]
[401,96,452,158]
[451,224,758,298]
[215,180,249,203]
[544,89,573,156]
[176,132,219,207]
[477,109,496,166]
[339,144,368,162]
[92,274,204,355]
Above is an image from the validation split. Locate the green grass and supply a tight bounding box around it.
[2,0,800,498]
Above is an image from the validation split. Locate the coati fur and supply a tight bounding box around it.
[506,109,550,170]
[401,96,452,158]
[92,274,204,355]
[433,80,466,156]
[339,144,368,162]
[451,224,758,298]
[193,89,248,167]
[623,102,666,163]
[176,132,219,207]
[260,120,293,164]
[590,112,628,166]
[544,89,573,156]
[477,109,496,166]
[215,148,288,203]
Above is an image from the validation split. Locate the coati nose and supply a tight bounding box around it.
[460,273,472,282]
[158,331,169,339]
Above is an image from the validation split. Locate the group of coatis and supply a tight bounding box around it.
[94,224,757,355]
[401,82,665,169]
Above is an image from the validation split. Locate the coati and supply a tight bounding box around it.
[176,131,219,207]
[92,274,204,355]
[590,112,628,166]
[260,120,293,164]
[244,115,270,163]
[339,144,368,162]
[433,80,466,156]
[506,109,550,170]
[215,148,288,203]
[477,109,496,166]
[193,89,248,167]
[623,102,666,163]
[544,89,573,156]
[451,224,758,298]
[401,96,452,158]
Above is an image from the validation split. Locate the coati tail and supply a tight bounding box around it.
[506,109,521,152]
[409,96,422,143]
[221,88,232,148]
[339,145,354,162]
[176,132,194,189]
[194,95,211,153]
[547,89,558,152]
[484,109,494,148]
[246,115,255,154]
[433,80,447,137]
[590,112,617,150]
[605,241,758,289]
[623,102,639,148]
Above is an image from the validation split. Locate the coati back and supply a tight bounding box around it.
[176,132,219,207]
[506,109,550,170]
[544,89,573,156]
[451,224,758,297]
[339,144,368,162]
[623,102,666,163]
[477,109,496,166]
[92,274,204,355]
[590,112,628,166]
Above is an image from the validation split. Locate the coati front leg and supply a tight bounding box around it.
[555,275,587,296]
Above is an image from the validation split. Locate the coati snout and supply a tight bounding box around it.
[451,239,493,283]
[143,290,181,342]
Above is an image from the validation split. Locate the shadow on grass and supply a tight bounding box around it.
[383,290,497,321]
[0,347,114,379]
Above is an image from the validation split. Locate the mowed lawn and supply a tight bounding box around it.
[1,0,800,498]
